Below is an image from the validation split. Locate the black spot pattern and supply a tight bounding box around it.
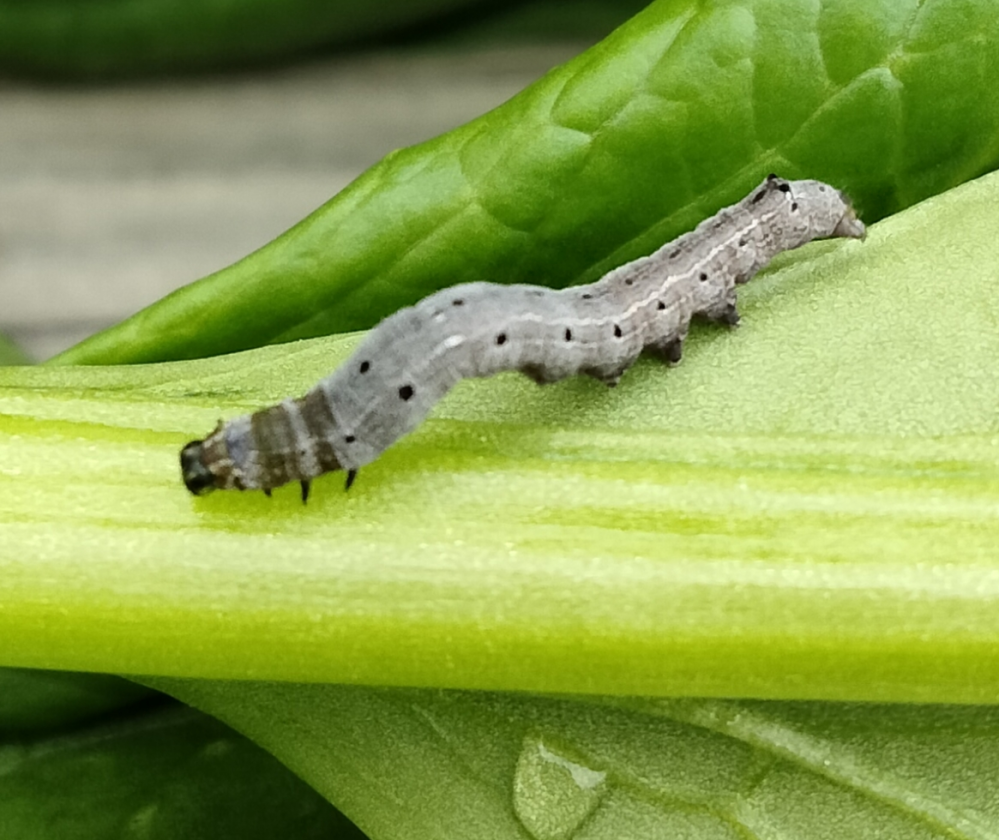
[179,175,865,501]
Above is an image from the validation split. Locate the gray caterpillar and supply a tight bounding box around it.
[181,174,865,501]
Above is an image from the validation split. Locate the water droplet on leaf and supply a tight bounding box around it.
[513,734,607,840]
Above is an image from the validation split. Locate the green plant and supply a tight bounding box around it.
[0,0,494,77]
[3,1,999,837]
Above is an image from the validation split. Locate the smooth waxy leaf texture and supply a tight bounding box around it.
[52,0,999,365]
[2,171,999,703]
[151,679,999,840]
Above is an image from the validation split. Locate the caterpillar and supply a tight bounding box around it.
[181,174,865,502]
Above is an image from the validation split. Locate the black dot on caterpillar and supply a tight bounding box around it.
[180,175,865,502]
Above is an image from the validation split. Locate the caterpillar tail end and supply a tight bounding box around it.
[180,440,217,496]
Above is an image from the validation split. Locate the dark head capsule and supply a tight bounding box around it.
[180,440,217,496]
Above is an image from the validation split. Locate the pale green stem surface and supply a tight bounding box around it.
[2,172,999,704]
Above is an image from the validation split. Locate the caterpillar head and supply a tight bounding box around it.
[180,420,231,496]
[180,439,217,495]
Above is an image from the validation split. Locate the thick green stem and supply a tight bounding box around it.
[3,173,999,703]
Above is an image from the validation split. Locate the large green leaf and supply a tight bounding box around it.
[51,0,999,365]
[3,170,998,704]
[0,668,150,734]
[0,698,364,839]
[151,679,999,840]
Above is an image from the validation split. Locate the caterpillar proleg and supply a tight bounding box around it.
[181,174,865,500]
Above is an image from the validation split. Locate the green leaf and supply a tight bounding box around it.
[150,679,999,840]
[0,0,496,77]
[0,699,364,839]
[431,0,653,46]
[0,668,151,734]
[51,0,999,365]
[0,333,30,366]
[3,170,999,703]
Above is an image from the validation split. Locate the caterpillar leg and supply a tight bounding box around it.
[345,469,358,491]
[651,337,684,365]
[300,480,311,504]
[520,363,561,385]
[582,355,637,388]
[702,292,741,327]
[263,488,272,498]
[583,366,626,388]
[709,302,741,327]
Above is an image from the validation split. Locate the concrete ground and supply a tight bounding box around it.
[0,43,585,361]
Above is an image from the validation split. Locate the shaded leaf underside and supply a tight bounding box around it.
[152,679,999,840]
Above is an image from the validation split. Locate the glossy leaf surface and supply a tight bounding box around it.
[52,0,999,364]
